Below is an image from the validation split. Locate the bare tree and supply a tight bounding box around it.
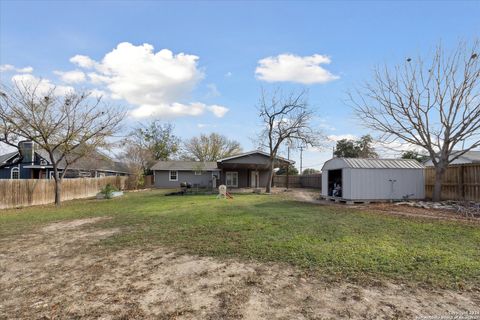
[123,121,180,177]
[0,80,125,205]
[257,89,320,193]
[351,40,480,201]
[183,133,242,161]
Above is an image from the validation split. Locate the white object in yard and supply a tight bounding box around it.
[321,158,425,201]
[217,185,227,198]
[96,191,124,199]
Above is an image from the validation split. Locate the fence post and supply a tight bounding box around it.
[460,165,465,200]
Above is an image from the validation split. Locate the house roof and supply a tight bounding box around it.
[151,161,219,171]
[0,151,18,164]
[450,150,480,162]
[423,150,480,166]
[217,150,294,164]
[322,158,425,171]
[0,148,130,173]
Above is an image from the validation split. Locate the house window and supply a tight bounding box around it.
[225,171,238,188]
[40,159,48,166]
[194,171,202,175]
[49,171,55,179]
[169,170,178,181]
[98,172,106,178]
[11,167,19,179]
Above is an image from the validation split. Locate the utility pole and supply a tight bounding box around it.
[299,146,304,174]
[286,144,290,189]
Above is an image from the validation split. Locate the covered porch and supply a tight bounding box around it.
[218,163,270,189]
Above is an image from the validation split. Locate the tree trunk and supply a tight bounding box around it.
[54,177,62,206]
[265,159,274,193]
[432,164,446,202]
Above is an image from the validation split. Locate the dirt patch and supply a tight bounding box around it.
[42,216,111,232]
[1,218,479,319]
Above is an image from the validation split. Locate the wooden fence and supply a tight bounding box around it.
[273,174,322,189]
[0,176,127,209]
[425,164,480,201]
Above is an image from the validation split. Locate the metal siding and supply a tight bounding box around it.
[321,171,328,196]
[348,169,424,200]
[343,168,352,199]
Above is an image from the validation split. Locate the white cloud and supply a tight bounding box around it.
[255,53,339,84]
[89,88,107,98]
[129,102,206,118]
[225,71,232,77]
[197,123,207,128]
[70,42,227,118]
[327,134,357,142]
[54,70,86,83]
[207,105,229,118]
[0,64,33,73]
[11,74,74,96]
[70,55,96,69]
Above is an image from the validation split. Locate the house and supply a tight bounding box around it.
[0,140,130,179]
[423,150,480,166]
[321,158,425,201]
[151,150,294,189]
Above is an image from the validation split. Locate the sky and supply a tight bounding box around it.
[0,0,479,170]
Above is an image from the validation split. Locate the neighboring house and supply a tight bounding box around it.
[0,140,130,179]
[151,150,294,189]
[321,158,425,201]
[423,150,480,166]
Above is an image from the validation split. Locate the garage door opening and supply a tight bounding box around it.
[327,169,342,197]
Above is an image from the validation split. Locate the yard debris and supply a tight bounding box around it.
[394,200,480,217]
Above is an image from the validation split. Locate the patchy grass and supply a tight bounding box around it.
[1,189,479,289]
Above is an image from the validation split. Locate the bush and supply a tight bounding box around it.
[100,183,119,199]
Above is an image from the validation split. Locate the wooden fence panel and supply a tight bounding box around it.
[273,174,322,189]
[0,176,127,209]
[425,164,480,201]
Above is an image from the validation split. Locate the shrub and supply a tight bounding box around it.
[100,183,119,199]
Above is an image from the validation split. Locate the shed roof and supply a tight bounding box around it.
[151,161,219,171]
[322,158,425,171]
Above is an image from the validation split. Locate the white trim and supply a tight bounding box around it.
[49,171,55,179]
[10,166,20,179]
[225,171,238,188]
[169,170,178,181]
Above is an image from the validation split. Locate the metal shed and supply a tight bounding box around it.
[321,158,425,201]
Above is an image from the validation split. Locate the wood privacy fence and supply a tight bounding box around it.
[0,176,127,209]
[273,174,322,189]
[425,164,480,201]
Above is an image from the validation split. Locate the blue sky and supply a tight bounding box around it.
[1,0,479,170]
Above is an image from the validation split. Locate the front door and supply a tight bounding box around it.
[250,171,258,188]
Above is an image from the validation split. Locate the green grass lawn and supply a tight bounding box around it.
[1,189,479,289]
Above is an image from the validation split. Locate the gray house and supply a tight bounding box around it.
[151,150,293,189]
[423,150,480,166]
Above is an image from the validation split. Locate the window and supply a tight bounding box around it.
[194,171,202,175]
[40,159,48,166]
[49,171,55,180]
[11,167,19,179]
[225,172,238,187]
[169,170,178,181]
